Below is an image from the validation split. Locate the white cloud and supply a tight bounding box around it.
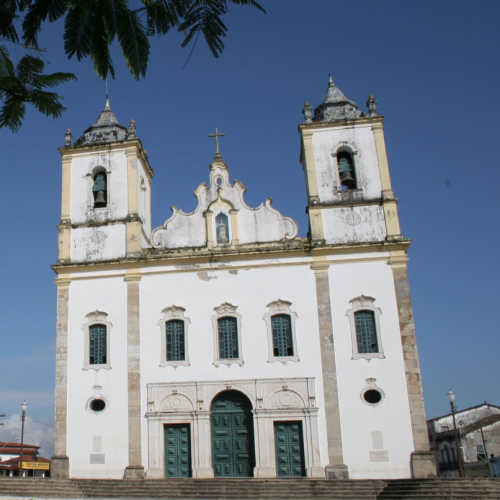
[0,415,54,458]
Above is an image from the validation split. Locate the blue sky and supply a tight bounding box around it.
[1,0,499,456]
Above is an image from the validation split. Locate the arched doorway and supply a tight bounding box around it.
[211,390,255,477]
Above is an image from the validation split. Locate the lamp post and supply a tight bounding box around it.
[447,390,464,477]
[18,401,27,478]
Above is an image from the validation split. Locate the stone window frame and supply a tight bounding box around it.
[205,188,240,249]
[86,165,111,212]
[360,378,385,407]
[82,310,112,370]
[262,300,299,364]
[346,295,384,360]
[157,306,190,368]
[331,142,361,193]
[212,302,243,367]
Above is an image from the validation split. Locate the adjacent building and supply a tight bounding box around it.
[51,78,435,480]
[0,442,50,477]
[428,403,500,477]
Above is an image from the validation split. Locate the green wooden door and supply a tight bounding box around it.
[164,424,191,477]
[211,391,255,477]
[275,421,305,477]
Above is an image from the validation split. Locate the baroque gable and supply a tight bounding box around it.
[151,154,298,249]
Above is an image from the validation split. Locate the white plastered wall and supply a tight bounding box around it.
[66,275,130,478]
[329,256,414,478]
[69,150,129,224]
[310,124,382,203]
[138,259,329,473]
[71,225,126,262]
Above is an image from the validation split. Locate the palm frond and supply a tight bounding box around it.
[90,3,116,79]
[179,1,228,58]
[0,92,26,132]
[23,0,67,46]
[64,3,96,60]
[228,0,265,14]
[116,7,150,79]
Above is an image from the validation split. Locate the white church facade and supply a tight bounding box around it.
[51,78,435,480]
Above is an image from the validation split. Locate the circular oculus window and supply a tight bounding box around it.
[90,398,106,412]
[363,389,382,405]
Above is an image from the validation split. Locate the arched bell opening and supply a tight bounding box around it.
[210,390,255,477]
[92,169,107,208]
[337,151,357,190]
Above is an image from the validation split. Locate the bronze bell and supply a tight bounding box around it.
[94,190,106,207]
[340,170,356,189]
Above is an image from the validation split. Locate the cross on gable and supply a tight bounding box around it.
[208,127,225,154]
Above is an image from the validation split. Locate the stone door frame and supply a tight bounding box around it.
[145,378,324,478]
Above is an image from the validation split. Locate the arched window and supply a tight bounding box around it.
[89,324,107,365]
[92,171,107,208]
[271,314,294,357]
[354,310,378,354]
[215,213,230,244]
[218,317,239,359]
[166,320,185,362]
[337,151,357,190]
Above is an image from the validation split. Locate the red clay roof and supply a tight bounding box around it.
[0,454,50,469]
[0,443,40,456]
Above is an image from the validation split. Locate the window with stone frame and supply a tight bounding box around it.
[158,306,190,367]
[212,303,243,367]
[263,300,299,363]
[346,296,384,360]
[82,311,112,370]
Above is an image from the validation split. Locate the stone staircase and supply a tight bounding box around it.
[0,477,499,499]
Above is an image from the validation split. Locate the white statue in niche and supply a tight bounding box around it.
[216,213,230,244]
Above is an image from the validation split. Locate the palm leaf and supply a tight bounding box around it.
[228,0,265,14]
[0,46,16,78]
[90,2,116,78]
[29,88,67,116]
[64,2,96,60]
[23,0,67,46]
[179,1,228,58]
[0,0,20,42]
[0,93,27,132]
[116,7,150,79]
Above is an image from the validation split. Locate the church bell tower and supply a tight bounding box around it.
[299,77,402,246]
[57,100,153,265]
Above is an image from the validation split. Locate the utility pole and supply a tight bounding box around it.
[479,426,491,478]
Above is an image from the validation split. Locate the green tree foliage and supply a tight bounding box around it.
[0,0,265,131]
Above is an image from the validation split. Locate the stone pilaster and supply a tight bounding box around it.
[51,279,70,478]
[124,275,144,479]
[390,256,436,478]
[312,260,348,479]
